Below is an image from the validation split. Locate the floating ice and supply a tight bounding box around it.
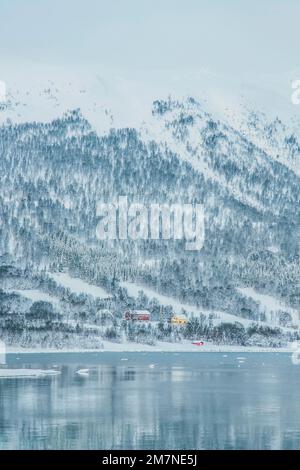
[0,369,61,378]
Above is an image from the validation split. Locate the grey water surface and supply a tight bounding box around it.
[0,352,299,450]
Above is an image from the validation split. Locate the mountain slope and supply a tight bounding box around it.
[1,94,300,348]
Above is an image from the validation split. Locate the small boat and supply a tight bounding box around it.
[192,341,204,347]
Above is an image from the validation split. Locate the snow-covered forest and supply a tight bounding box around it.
[1,97,300,350]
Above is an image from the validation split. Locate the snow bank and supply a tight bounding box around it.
[6,341,293,354]
[0,340,5,365]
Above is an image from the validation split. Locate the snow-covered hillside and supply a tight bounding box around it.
[48,273,112,299]
[121,281,263,328]
[238,287,300,327]
[1,74,300,350]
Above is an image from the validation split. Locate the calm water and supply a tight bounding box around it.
[0,352,300,450]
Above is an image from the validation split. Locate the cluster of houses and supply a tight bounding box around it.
[123,309,189,325]
[97,308,188,325]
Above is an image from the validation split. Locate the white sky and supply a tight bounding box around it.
[1,0,300,126]
[1,0,299,75]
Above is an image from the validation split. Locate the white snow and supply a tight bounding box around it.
[238,287,300,325]
[141,98,278,215]
[48,272,112,299]
[2,65,299,133]
[99,340,293,353]
[5,341,295,354]
[0,340,5,365]
[10,289,60,305]
[0,79,6,103]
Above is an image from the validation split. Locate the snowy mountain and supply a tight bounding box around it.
[1,80,300,349]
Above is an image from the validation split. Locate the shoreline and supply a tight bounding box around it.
[5,340,294,354]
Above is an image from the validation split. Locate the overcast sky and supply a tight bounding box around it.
[1,0,300,76]
[1,0,300,127]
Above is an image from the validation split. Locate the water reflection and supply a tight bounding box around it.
[0,353,299,449]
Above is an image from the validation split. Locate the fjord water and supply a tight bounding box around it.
[0,352,299,450]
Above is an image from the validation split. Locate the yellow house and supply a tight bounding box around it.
[171,314,188,325]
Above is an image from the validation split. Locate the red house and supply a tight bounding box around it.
[124,310,151,322]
